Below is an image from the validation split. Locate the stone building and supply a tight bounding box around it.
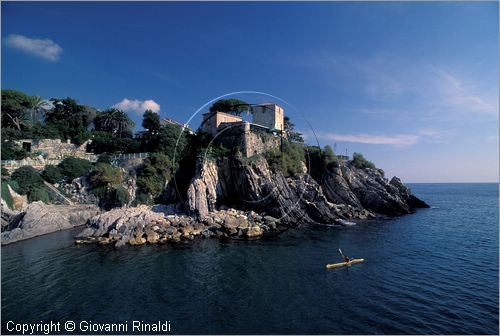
[201,111,243,136]
[251,103,284,132]
[201,103,284,136]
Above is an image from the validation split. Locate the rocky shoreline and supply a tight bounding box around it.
[1,201,100,245]
[75,205,284,247]
[1,158,429,246]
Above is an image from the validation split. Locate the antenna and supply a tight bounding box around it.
[334,142,337,154]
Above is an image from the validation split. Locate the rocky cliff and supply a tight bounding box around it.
[322,162,429,216]
[187,157,428,228]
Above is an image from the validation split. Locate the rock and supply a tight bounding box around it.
[207,224,221,232]
[115,235,131,247]
[263,215,278,225]
[129,237,146,246]
[171,231,182,242]
[223,216,239,228]
[237,217,249,228]
[187,160,219,219]
[322,163,429,216]
[227,226,238,236]
[245,226,263,238]
[2,202,100,245]
[146,231,160,244]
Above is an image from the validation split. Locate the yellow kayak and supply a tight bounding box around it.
[326,258,364,269]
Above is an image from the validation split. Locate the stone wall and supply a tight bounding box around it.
[243,124,281,157]
[3,139,97,171]
[213,122,281,158]
[14,139,94,160]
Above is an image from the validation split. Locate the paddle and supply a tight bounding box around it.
[338,248,353,263]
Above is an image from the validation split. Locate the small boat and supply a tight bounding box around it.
[326,258,364,269]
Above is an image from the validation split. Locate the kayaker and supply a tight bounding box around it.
[338,248,352,263]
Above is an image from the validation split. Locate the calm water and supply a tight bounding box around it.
[2,183,498,334]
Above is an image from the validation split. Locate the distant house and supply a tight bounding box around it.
[161,117,194,135]
[201,103,285,136]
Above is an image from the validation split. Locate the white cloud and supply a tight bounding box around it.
[5,34,63,61]
[313,128,453,148]
[434,69,498,117]
[112,98,160,115]
[316,132,419,147]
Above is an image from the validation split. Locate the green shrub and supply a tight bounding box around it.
[28,187,50,203]
[352,152,375,169]
[305,145,339,181]
[58,157,93,181]
[1,141,28,160]
[11,166,45,194]
[1,182,14,209]
[265,140,305,177]
[88,162,123,190]
[112,186,129,207]
[136,153,172,199]
[133,192,153,206]
[41,165,63,184]
[86,162,128,210]
[8,180,20,193]
[97,153,112,164]
[96,186,130,210]
[1,168,9,179]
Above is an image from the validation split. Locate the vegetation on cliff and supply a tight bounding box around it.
[209,99,250,115]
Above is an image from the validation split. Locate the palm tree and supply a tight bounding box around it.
[26,95,52,124]
[95,108,135,137]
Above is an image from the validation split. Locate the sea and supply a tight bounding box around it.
[1,183,498,334]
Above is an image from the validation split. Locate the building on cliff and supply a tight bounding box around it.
[201,103,285,136]
[200,103,285,158]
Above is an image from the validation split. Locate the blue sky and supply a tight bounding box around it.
[2,2,498,183]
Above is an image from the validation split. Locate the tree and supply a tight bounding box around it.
[284,116,304,143]
[136,153,172,200]
[141,123,191,163]
[209,99,250,116]
[94,108,135,138]
[142,110,160,134]
[88,132,140,154]
[88,162,128,210]
[26,95,52,124]
[1,89,31,130]
[45,97,95,141]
